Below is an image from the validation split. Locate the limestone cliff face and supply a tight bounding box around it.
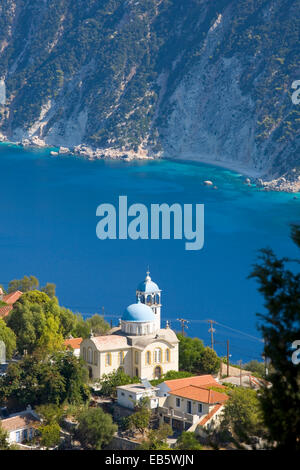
[0,0,299,190]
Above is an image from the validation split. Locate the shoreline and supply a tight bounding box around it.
[1,136,299,194]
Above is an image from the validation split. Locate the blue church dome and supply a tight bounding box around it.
[137,271,160,293]
[122,301,155,322]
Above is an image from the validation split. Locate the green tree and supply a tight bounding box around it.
[220,387,265,445]
[35,404,64,425]
[129,404,151,436]
[99,369,138,397]
[197,347,220,374]
[243,360,265,378]
[0,318,16,359]
[139,423,172,450]
[40,422,61,449]
[86,314,110,336]
[250,225,300,450]
[0,423,10,450]
[6,290,82,354]
[41,282,56,299]
[8,275,39,293]
[76,407,117,450]
[177,334,205,372]
[175,431,203,450]
[72,314,91,339]
[0,352,89,407]
[37,315,64,354]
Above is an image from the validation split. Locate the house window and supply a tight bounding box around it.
[154,348,162,363]
[146,351,151,365]
[16,431,21,443]
[198,403,203,413]
[176,398,180,408]
[121,392,125,396]
[105,352,111,366]
[94,351,98,365]
[165,349,170,362]
[119,351,124,365]
[135,351,139,364]
[29,428,33,440]
[23,429,28,441]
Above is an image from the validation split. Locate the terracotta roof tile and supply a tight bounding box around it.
[1,412,40,432]
[164,375,221,392]
[199,404,223,426]
[0,305,13,319]
[169,385,228,404]
[3,291,23,305]
[64,337,83,350]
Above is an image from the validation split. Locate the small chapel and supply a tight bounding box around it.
[80,271,179,380]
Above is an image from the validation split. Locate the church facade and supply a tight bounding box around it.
[80,272,179,380]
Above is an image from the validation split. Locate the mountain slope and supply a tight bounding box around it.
[0,0,299,190]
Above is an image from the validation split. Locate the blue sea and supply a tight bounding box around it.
[1,143,299,363]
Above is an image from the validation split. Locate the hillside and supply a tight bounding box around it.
[0,0,299,191]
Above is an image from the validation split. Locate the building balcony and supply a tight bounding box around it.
[158,406,200,424]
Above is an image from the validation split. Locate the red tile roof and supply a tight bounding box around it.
[199,404,223,426]
[169,385,228,404]
[0,305,13,319]
[1,412,40,432]
[3,290,23,305]
[64,337,83,350]
[164,375,222,392]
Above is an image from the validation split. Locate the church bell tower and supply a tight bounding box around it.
[136,270,161,330]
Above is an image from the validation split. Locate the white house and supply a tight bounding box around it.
[0,406,41,444]
[117,380,159,410]
[156,375,229,433]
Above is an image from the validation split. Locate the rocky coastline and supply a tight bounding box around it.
[0,133,299,194]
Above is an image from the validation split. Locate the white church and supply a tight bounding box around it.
[80,271,179,380]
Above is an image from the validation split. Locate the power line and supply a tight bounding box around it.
[177,318,190,336]
[208,319,216,350]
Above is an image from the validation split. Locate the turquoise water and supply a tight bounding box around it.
[0,143,299,362]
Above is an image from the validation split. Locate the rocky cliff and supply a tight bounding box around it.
[0,0,299,190]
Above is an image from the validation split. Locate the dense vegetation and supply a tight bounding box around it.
[0,0,298,175]
[0,275,110,358]
[250,225,300,451]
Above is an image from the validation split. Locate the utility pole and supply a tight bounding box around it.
[177,318,189,336]
[208,320,216,350]
[227,340,230,377]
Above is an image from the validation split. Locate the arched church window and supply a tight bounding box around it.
[82,347,86,361]
[165,349,171,362]
[154,348,162,363]
[94,351,98,365]
[119,351,124,365]
[146,351,151,365]
[105,352,111,366]
[135,351,139,364]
